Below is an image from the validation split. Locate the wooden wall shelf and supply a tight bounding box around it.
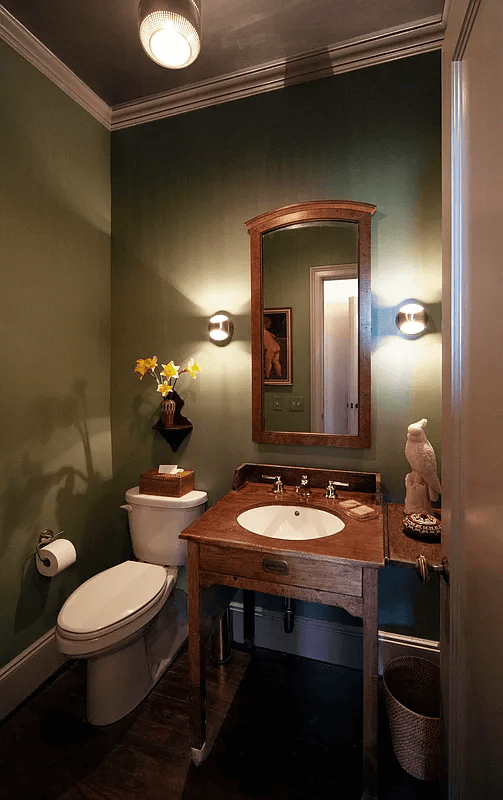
[152,422,193,452]
[152,390,193,452]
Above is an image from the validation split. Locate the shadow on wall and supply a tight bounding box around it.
[0,381,128,635]
[371,298,441,351]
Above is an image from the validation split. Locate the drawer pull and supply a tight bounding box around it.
[262,557,289,575]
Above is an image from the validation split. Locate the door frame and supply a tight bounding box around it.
[309,264,358,432]
[442,1,489,796]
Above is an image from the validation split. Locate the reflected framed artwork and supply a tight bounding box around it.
[263,307,292,385]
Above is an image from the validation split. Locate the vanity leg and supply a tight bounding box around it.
[187,541,207,765]
[242,589,255,650]
[210,607,232,664]
[362,567,379,800]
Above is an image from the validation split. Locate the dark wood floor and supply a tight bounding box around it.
[0,644,441,799]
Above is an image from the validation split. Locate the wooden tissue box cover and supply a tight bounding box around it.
[139,469,195,497]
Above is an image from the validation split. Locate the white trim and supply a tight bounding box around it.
[0,5,111,129]
[310,267,325,433]
[378,630,440,673]
[112,15,444,129]
[0,628,67,721]
[229,601,439,674]
[310,264,358,433]
[447,52,467,800]
[0,6,443,131]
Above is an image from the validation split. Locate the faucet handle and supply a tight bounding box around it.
[262,474,284,493]
[325,480,350,498]
[296,475,312,496]
[325,481,337,499]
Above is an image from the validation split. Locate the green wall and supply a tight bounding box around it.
[0,41,125,669]
[111,52,442,640]
[0,42,442,672]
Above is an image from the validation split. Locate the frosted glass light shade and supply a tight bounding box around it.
[208,313,234,344]
[396,303,429,335]
[139,0,201,69]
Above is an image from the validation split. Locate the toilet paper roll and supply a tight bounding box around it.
[36,539,77,577]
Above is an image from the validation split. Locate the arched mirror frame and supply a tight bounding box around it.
[246,200,376,448]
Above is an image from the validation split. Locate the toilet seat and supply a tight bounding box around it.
[56,561,176,657]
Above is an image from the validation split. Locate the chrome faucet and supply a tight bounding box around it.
[325,480,350,499]
[262,474,284,494]
[295,474,312,498]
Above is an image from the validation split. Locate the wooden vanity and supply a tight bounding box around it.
[179,465,385,800]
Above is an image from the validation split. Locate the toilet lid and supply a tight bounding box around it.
[57,561,168,635]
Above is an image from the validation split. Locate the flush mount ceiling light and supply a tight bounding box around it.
[396,302,429,336]
[139,0,201,69]
[208,313,234,345]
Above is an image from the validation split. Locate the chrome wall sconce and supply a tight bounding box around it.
[208,312,234,345]
[396,302,429,336]
[139,0,201,69]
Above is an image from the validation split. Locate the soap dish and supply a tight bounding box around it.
[345,504,378,521]
[339,499,360,510]
[403,512,441,542]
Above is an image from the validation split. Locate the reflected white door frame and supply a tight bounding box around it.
[310,264,358,433]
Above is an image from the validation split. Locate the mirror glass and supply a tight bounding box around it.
[246,201,375,449]
[262,221,358,435]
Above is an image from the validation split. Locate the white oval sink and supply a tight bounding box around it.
[237,504,345,540]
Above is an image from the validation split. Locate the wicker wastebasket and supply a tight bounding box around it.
[383,656,440,782]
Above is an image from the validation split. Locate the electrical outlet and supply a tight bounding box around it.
[289,396,304,411]
[272,396,283,410]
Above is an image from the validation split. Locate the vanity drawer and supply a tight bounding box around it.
[199,544,362,597]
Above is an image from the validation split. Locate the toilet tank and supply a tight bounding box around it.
[123,487,208,566]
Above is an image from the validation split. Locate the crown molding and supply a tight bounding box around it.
[111,14,444,130]
[0,5,111,129]
[0,4,443,133]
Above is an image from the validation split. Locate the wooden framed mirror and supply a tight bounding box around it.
[245,200,376,448]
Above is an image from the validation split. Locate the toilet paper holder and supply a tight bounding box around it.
[36,529,65,567]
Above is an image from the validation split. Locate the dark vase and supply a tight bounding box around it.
[160,396,176,427]
[153,389,193,451]
[159,389,189,428]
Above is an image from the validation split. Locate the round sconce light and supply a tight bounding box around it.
[208,313,234,345]
[396,302,429,336]
[139,0,201,70]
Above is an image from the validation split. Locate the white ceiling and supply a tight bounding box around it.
[0,1,445,127]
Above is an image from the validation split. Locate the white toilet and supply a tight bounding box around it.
[55,486,207,726]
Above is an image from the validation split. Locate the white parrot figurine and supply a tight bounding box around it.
[404,418,442,514]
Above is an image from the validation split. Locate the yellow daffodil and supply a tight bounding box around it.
[185,358,201,379]
[161,360,180,380]
[134,357,157,379]
[133,355,200,405]
[157,381,173,397]
[144,356,158,371]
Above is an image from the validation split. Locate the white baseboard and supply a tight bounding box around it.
[0,628,67,721]
[378,629,440,673]
[229,602,439,674]
[0,612,440,722]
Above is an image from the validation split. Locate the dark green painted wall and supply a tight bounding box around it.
[111,52,442,640]
[0,41,127,669]
[0,41,442,672]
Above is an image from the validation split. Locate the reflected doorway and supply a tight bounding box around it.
[310,266,358,435]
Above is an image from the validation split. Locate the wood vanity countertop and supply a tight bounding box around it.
[386,503,443,567]
[179,483,385,568]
